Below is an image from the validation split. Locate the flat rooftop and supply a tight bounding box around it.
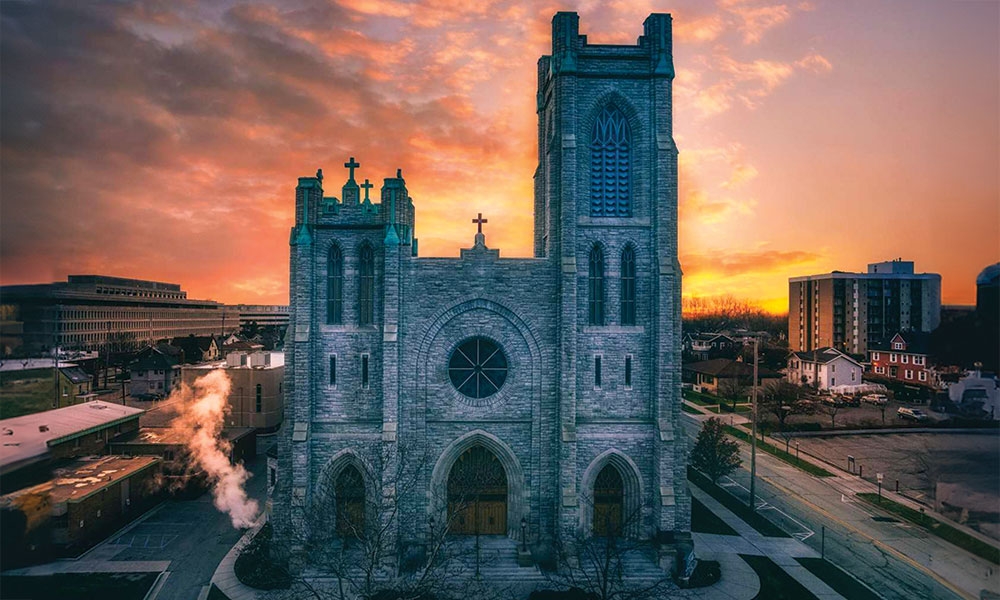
[113,426,256,447]
[1,455,159,505]
[0,401,145,474]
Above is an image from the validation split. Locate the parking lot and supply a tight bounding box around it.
[795,431,1000,540]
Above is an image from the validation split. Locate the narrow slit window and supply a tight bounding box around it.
[361,354,370,389]
[255,384,262,413]
[594,355,602,389]
[624,355,632,389]
[329,355,337,386]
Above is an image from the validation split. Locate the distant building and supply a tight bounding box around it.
[0,401,144,492]
[789,259,941,356]
[977,263,999,327]
[0,275,238,355]
[169,334,221,363]
[110,426,256,474]
[787,347,864,391]
[180,351,284,432]
[869,331,935,387]
[682,358,781,395]
[129,348,181,399]
[682,333,739,361]
[230,304,290,329]
[947,369,999,419]
[0,455,161,563]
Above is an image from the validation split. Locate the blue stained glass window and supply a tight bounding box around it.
[591,107,631,217]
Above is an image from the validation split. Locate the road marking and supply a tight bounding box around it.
[762,475,977,600]
[719,474,816,541]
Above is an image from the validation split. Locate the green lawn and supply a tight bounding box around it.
[724,425,834,478]
[682,389,718,406]
[856,493,1000,564]
[0,573,159,600]
[796,558,881,600]
[0,377,59,419]
[691,497,738,535]
[681,403,703,414]
[740,555,818,600]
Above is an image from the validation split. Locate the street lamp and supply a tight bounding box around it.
[877,472,884,503]
[521,517,527,552]
[795,441,800,462]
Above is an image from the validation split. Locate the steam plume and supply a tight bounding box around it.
[169,370,259,528]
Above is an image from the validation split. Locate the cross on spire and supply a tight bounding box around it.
[472,213,488,234]
[360,178,373,202]
[344,157,360,181]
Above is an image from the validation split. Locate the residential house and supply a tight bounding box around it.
[869,331,935,387]
[130,348,180,399]
[169,335,220,364]
[787,347,864,391]
[683,358,781,396]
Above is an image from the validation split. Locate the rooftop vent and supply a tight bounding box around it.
[39,425,49,432]
[1,428,13,436]
[90,404,107,410]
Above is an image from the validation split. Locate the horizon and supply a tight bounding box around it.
[1,1,997,314]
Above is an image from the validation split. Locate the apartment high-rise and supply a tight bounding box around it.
[789,260,941,356]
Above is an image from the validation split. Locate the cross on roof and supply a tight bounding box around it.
[360,179,373,202]
[472,213,488,234]
[344,157,360,180]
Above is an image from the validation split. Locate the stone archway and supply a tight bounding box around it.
[430,430,526,538]
[313,449,375,542]
[447,446,508,535]
[580,449,644,539]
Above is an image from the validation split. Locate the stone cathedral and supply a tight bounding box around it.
[273,12,692,574]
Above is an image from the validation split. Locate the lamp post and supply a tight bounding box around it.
[749,336,759,512]
[877,473,884,503]
[521,517,527,552]
[795,441,800,462]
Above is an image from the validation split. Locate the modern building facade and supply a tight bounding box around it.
[181,351,285,432]
[0,275,237,355]
[273,13,691,574]
[230,304,290,329]
[789,260,941,356]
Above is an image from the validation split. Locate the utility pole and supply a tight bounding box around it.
[749,335,759,511]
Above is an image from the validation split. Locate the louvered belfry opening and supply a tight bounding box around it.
[590,106,631,217]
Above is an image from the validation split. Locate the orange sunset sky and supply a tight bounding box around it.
[1,1,997,314]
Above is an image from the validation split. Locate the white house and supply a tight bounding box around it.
[948,370,1000,420]
[787,347,864,391]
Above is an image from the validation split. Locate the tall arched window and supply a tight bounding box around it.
[588,244,604,326]
[590,107,631,217]
[620,245,636,326]
[327,244,343,324]
[358,244,375,326]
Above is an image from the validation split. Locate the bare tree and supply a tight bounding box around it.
[759,381,811,431]
[717,376,749,413]
[818,400,842,430]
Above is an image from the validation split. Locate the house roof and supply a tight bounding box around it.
[0,401,145,475]
[170,335,217,359]
[1,455,160,505]
[59,367,90,385]
[132,349,179,371]
[683,358,781,379]
[869,331,931,355]
[792,347,863,367]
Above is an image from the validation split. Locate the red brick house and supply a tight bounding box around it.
[868,332,935,387]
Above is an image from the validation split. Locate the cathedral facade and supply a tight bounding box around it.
[273,12,691,572]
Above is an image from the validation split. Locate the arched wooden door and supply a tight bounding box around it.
[335,465,365,538]
[447,446,507,535]
[593,464,624,537]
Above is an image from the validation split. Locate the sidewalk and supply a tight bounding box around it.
[209,513,267,600]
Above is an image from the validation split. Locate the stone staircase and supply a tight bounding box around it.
[450,535,545,581]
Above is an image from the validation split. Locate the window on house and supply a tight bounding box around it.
[872,352,880,361]
[329,355,337,386]
[893,342,903,350]
[590,106,631,217]
[594,355,602,389]
[588,244,604,325]
[831,377,835,386]
[327,244,344,324]
[905,369,913,380]
[361,354,370,389]
[255,384,262,413]
[919,371,927,381]
[902,355,908,364]
[620,245,636,326]
[358,244,375,326]
[624,355,633,389]
[831,364,836,373]
[890,353,897,362]
[851,370,856,381]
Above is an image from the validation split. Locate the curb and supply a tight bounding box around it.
[209,513,267,600]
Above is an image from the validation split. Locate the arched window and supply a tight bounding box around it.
[593,464,624,537]
[588,245,604,325]
[335,465,365,538]
[358,244,374,326]
[327,244,343,324]
[255,384,262,413]
[590,107,631,217]
[620,245,636,325]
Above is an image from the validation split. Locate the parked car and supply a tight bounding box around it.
[822,396,847,407]
[862,394,889,406]
[897,407,928,422]
[841,395,861,407]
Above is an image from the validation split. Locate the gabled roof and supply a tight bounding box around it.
[683,358,781,379]
[792,347,863,367]
[132,349,179,371]
[59,367,90,385]
[684,332,736,344]
[868,331,931,355]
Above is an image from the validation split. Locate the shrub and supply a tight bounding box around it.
[234,523,291,590]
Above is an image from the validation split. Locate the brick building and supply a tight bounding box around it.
[789,260,941,356]
[273,13,691,575]
[868,331,935,387]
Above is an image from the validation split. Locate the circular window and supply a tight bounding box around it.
[448,337,508,399]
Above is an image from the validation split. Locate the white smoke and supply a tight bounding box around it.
[169,370,259,528]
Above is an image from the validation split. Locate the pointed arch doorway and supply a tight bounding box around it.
[593,464,624,537]
[447,446,508,535]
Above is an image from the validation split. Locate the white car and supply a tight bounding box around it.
[897,407,928,421]
[862,394,889,406]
